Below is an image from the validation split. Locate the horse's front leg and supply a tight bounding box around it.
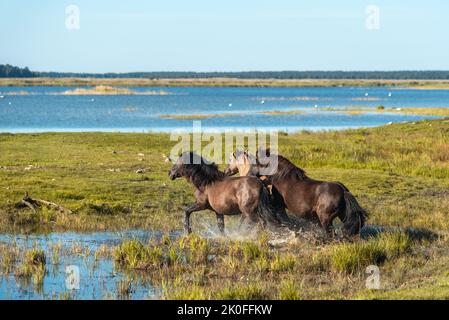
[216,214,225,236]
[184,203,204,235]
[238,215,246,230]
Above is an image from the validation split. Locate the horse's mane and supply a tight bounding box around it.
[270,155,308,182]
[181,152,225,190]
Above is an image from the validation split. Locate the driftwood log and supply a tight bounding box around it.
[16,192,73,214]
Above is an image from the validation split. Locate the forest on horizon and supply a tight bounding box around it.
[2,64,449,80]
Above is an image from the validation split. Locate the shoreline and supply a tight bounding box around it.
[2,77,449,89]
[0,124,408,135]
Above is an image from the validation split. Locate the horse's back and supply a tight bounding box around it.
[206,176,263,215]
[274,178,346,217]
[316,180,346,196]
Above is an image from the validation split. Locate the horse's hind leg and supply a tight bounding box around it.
[243,209,263,232]
[320,217,333,235]
[318,210,339,237]
[216,214,225,236]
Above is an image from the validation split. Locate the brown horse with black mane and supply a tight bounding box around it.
[224,149,367,236]
[168,152,289,235]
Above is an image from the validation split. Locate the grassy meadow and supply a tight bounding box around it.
[1,118,449,299]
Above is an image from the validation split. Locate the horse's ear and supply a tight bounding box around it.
[257,147,270,158]
[265,148,271,156]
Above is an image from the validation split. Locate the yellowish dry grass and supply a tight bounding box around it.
[320,106,449,117]
[159,113,242,120]
[61,85,169,95]
[260,110,305,116]
[3,77,449,88]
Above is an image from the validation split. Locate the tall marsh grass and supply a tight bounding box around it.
[327,232,412,274]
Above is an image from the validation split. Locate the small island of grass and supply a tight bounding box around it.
[62,85,170,96]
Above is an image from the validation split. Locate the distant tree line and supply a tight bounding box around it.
[3,64,449,79]
[0,64,35,77]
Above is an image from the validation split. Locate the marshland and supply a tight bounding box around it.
[3,0,449,303]
[1,117,448,299]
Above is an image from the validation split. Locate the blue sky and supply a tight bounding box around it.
[1,0,448,72]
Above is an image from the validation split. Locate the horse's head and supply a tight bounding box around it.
[224,151,239,176]
[256,147,280,176]
[224,150,256,176]
[168,152,212,181]
[256,147,271,165]
[167,152,194,180]
[168,155,184,180]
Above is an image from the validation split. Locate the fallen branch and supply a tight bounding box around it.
[16,192,73,214]
[135,167,151,174]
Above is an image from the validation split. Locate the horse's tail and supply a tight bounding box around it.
[343,191,367,236]
[257,186,295,228]
[257,186,281,226]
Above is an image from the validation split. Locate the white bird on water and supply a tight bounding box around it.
[228,103,232,107]
[388,92,392,97]
[0,95,4,99]
[365,92,369,97]
[261,100,265,104]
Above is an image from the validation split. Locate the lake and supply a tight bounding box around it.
[0,86,447,133]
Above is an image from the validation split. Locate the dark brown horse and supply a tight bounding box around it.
[168,152,285,235]
[224,149,367,236]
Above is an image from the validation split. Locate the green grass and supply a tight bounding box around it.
[270,253,296,272]
[327,232,412,274]
[105,231,448,300]
[0,244,19,275]
[1,118,449,299]
[15,248,47,289]
[163,283,207,300]
[357,274,449,299]
[113,239,164,269]
[24,248,46,266]
[215,283,267,300]
[0,118,448,233]
[278,280,302,300]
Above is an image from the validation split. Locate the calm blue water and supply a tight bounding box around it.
[0,86,446,133]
